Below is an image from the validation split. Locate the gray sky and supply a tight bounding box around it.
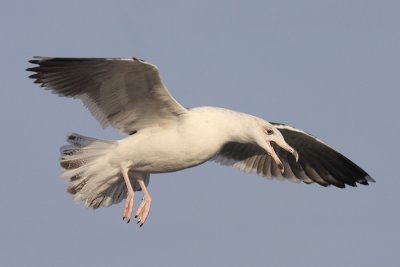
[1,0,399,266]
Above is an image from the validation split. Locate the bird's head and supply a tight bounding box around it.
[253,121,299,173]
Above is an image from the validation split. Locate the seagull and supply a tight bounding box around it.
[27,57,375,226]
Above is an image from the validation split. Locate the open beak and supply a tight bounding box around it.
[264,141,285,173]
[264,141,299,174]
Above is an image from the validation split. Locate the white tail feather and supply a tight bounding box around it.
[60,133,150,209]
[60,133,121,208]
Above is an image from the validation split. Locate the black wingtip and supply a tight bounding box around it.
[352,175,375,186]
[365,175,376,183]
[28,59,40,64]
[26,66,39,72]
[26,56,43,73]
[335,183,346,189]
[28,73,39,79]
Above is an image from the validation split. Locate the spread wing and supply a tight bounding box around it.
[27,57,187,134]
[214,123,374,188]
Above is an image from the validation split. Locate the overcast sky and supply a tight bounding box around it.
[1,1,399,266]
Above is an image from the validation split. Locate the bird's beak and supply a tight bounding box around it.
[264,141,285,173]
[279,142,299,163]
[264,141,299,174]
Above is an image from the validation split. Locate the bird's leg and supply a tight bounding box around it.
[120,163,134,223]
[135,177,152,226]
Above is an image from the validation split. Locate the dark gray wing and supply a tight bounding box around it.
[27,57,187,134]
[214,123,375,188]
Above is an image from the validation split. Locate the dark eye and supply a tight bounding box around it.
[267,129,274,135]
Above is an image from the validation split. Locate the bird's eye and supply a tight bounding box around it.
[266,129,274,135]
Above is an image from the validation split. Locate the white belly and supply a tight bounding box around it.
[111,125,222,173]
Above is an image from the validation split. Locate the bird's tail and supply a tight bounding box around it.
[60,133,125,209]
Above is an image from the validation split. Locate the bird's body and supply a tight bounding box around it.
[115,107,266,173]
[27,57,374,226]
[114,107,229,173]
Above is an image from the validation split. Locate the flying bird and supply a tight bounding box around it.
[27,57,375,226]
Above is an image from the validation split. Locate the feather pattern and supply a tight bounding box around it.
[60,133,149,209]
[27,57,187,134]
[214,123,375,188]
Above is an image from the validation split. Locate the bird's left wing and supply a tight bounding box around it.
[27,57,187,134]
[213,123,375,188]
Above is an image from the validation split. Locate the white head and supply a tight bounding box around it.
[251,120,299,173]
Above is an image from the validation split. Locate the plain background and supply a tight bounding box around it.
[1,1,399,266]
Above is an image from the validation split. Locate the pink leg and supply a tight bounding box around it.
[120,164,134,223]
[135,178,152,227]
